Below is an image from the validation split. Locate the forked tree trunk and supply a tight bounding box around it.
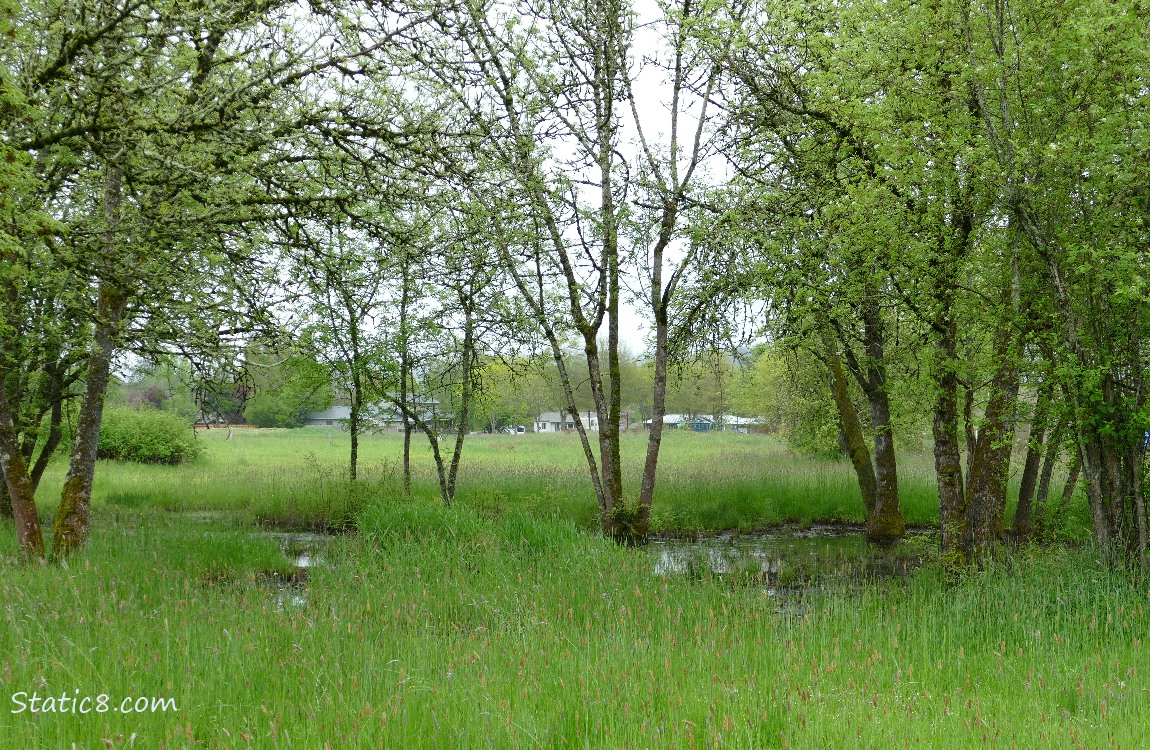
[964,350,1021,562]
[822,305,904,543]
[0,385,45,559]
[933,313,968,574]
[1032,421,1064,534]
[52,163,127,557]
[823,338,877,518]
[53,283,126,556]
[857,304,904,542]
[1013,387,1052,541]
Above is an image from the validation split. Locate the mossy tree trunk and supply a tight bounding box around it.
[52,282,126,556]
[1032,420,1065,535]
[0,384,45,559]
[819,300,905,543]
[399,248,413,497]
[52,163,127,557]
[963,348,1020,561]
[1013,386,1052,541]
[822,332,877,517]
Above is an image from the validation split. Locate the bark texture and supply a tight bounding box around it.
[0,385,45,559]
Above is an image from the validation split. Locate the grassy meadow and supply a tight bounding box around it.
[1,428,1134,748]
[35,427,947,532]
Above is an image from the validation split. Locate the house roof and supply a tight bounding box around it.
[306,406,351,420]
[536,411,603,423]
[721,415,765,425]
[643,413,713,425]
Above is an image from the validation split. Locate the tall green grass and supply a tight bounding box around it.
[0,507,1143,748]
[35,428,955,532]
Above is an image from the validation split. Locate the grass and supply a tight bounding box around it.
[33,428,948,532]
[0,504,1145,748]
[1,428,1113,747]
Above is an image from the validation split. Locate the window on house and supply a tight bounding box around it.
[326,420,333,426]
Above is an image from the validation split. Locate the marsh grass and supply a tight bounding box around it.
[0,506,1144,748]
[33,428,958,533]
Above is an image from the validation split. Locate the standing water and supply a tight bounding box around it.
[649,525,933,591]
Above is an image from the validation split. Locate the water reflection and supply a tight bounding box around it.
[649,525,933,589]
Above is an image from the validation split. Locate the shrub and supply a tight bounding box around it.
[98,408,201,464]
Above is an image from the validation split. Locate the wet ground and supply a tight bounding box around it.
[247,522,937,609]
[649,524,936,593]
[257,531,332,608]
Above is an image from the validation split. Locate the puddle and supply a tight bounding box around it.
[255,531,334,608]
[649,526,934,593]
[259,531,332,570]
[177,510,234,524]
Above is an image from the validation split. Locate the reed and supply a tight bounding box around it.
[0,506,1142,748]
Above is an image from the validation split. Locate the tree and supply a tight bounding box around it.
[400,0,724,541]
[1,0,413,557]
[963,0,1150,568]
[242,350,332,428]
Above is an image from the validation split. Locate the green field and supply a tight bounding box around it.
[2,429,1134,748]
[37,427,946,532]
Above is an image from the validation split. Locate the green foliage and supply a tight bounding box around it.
[733,346,844,456]
[98,407,201,464]
[243,354,333,429]
[113,362,202,421]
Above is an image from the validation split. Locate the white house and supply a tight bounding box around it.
[304,397,444,432]
[643,413,714,431]
[303,406,353,427]
[641,413,766,433]
[719,415,766,434]
[534,411,598,432]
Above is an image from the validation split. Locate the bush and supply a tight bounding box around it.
[242,392,303,428]
[98,408,201,464]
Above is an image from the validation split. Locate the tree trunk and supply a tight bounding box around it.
[868,393,904,542]
[635,199,682,542]
[933,317,967,574]
[635,288,670,539]
[583,335,623,537]
[857,303,904,542]
[1078,433,1112,557]
[0,384,45,559]
[28,394,65,490]
[399,253,412,497]
[445,307,477,503]
[1032,420,1064,534]
[51,284,125,556]
[1132,445,1147,570]
[1013,386,1052,541]
[52,162,126,557]
[349,387,360,482]
[822,335,877,518]
[1059,450,1081,508]
[964,349,1020,562]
